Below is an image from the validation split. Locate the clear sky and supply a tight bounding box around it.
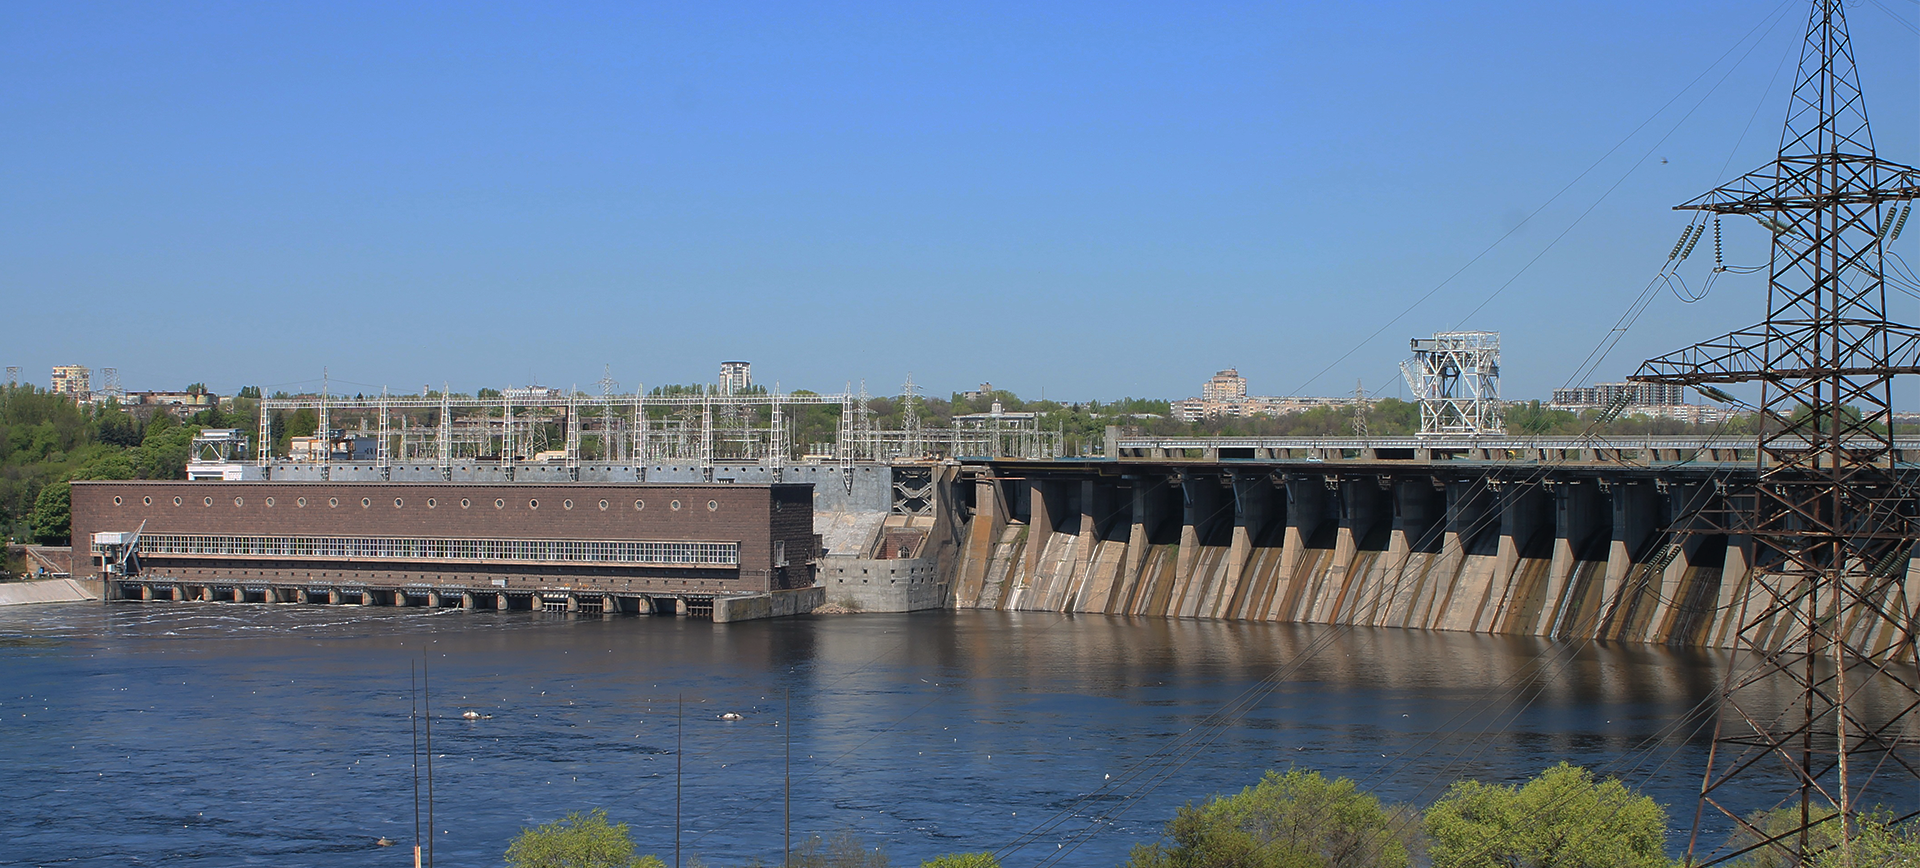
[3,1,1916,402]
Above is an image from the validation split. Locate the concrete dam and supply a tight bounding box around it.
[928,436,1920,655]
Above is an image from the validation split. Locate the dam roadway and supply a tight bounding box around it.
[947,435,1920,655]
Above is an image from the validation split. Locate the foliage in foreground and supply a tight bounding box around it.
[1423,762,1670,868]
[787,831,888,868]
[1124,768,1415,868]
[919,854,999,868]
[504,808,665,868]
[1723,806,1920,868]
[1809,811,1920,867]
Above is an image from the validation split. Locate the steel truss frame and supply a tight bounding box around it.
[256,387,1062,471]
[1632,2,1920,863]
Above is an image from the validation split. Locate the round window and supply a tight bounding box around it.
[528,499,539,510]
[142,496,152,506]
[670,500,682,511]
[495,499,505,509]
[265,496,275,507]
[634,499,645,511]
[427,498,437,509]
[233,496,244,507]
[329,497,339,508]
[598,499,609,511]
[461,498,471,509]
[563,499,573,510]
[203,496,213,507]
[297,497,308,507]
[708,500,719,512]
[173,496,182,506]
[394,498,404,508]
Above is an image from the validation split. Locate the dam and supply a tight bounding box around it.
[70,428,1920,653]
[944,435,1920,656]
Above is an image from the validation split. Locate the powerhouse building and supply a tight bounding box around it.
[70,481,820,617]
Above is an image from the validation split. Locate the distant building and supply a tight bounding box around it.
[127,390,217,412]
[1174,369,1348,422]
[1202,369,1247,402]
[719,361,753,395]
[959,382,994,402]
[1551,382,1689,411]
[51,365,90,397]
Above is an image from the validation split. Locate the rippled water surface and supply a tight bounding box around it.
[1,603,1747,866]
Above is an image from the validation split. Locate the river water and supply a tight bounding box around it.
[0,604,1766,866]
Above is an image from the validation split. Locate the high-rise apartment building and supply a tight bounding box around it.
[719,361,753,395]
[1201,368,1247,403]
[50,365,90,397]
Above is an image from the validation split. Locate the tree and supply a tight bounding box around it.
[136,423,199,480]
[28,481,69,545]
[790,831,888,868]
[1807,811,1920,867]
[503,808,663,868]
[1125,768,1413,868]
[74,453,136,481]
[1424,763,1672,868]
[921,854,998,868]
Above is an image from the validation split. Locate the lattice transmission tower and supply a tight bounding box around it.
[1632,1,1920,863]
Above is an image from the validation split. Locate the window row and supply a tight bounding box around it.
[130,534,739,566]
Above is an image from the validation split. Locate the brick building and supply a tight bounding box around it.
[70,481,820,617]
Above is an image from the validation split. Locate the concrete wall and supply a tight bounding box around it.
[712,586,826,622]
[0,579,97,606]
[820,555,946,612]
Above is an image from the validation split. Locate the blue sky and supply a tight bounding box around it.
[3,1,1916,402]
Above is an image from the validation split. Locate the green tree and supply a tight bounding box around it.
[1424,763,1671,868]
[790,830,888,868]
[920,854,998,868]
[136,423,199,480]
[1808,811,1920,867]
[28,481,70,545]
[503,808,663,868]
[1125,768,1413,868]
[75,452,136,481]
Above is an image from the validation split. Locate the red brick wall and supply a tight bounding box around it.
[71,481,815,595]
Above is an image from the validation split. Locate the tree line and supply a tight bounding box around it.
[0,384,256,554]
[502,763,1919,868]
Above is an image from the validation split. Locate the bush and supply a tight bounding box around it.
[1424,763,1671,868]
[920,854,998,868]
[789,831,887,868]
[1125,768,1413,868]
[1809,811,1920,867]
[504,808,664,868]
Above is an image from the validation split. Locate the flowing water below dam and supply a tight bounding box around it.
[0,602,1839,866]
